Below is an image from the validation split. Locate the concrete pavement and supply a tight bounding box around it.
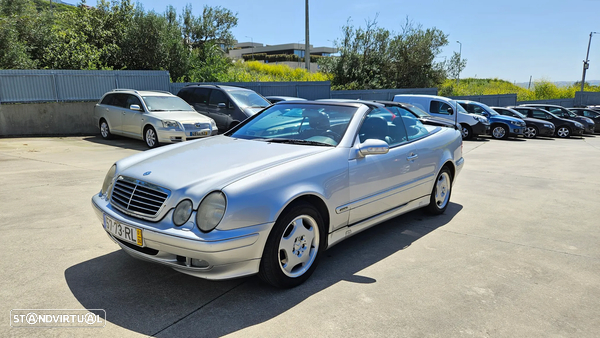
[1,134,599,337]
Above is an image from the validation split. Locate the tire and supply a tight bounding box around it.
[491,124,509,140]
[556,126,571,138]
[99,119,113,140]
[259,202,325,288]
[425,167,452,215]
[144,126,159,148]
[460,124,474,140]
[523,126,538,139]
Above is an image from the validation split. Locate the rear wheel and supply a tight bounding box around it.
[426,167,452,215]
[99,119,113,140]
[460,124,474,140]
[259,202,325,288]
[556,126,571,138]
[523,126,538,139]
[144,126,159,148]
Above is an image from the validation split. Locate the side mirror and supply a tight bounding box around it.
[129,104,141,111]
[217,102,226,109]
[358,139,389,157]
[482,111,490,117]
[446,107,454,115]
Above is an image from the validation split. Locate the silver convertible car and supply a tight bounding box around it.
[91,101,464,288]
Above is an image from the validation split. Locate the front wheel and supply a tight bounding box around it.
[556,126,571,138]
[144,126,159,148]
[259,202,325,288]
[523,126,538,139]
[460,124,474,140]
[425,167,452,215]
[491,125,509,140]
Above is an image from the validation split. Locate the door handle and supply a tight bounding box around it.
[122,112,126,115]
[406,153,418,161]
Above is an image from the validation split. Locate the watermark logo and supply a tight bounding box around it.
[10,309,106,328]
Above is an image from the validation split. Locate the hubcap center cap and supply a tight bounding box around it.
[292,235,307,257]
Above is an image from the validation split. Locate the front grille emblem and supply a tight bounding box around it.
[143,171,151,176]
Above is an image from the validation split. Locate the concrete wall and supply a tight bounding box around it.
[0,102,97,137]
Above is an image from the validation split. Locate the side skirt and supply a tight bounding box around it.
[326,195,430,249]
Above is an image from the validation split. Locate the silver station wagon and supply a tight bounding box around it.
[91,101,464,288]
[93,89,218,148]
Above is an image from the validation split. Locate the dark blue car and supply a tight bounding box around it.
[457,100,526,139]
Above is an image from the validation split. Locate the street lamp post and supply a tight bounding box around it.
[245,36,254,61]
[305,0,310,71]
[456,40,462,85]
[581,32,598,94]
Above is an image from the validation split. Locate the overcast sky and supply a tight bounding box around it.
[83,0,600,83]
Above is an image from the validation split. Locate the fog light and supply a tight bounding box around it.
[191,259,209,268]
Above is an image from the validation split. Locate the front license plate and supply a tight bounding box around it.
[104,215,143,247]
[190,130,209,137]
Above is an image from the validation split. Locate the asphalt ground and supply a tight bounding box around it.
[1,133,599,338]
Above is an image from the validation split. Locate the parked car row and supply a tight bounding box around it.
[93,88,597,150]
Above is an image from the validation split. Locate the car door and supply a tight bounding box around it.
[208,89,234,131]
[347,109,436,225]
[99,94,123,134]
[121,94,145,137]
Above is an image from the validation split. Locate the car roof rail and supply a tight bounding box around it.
[146,90,173,95]
[112,88,139,94]
[184,84,220,88]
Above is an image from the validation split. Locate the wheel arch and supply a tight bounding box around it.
[274,194,330,243]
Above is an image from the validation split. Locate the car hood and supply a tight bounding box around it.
[147,111,212,123]
[490,115,523,124]
[117,136,331,193]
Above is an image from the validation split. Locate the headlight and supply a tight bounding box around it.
[162,120,180,128]
[209,119,217,130]
[510,121,520,125]
[173,199,193,226]
[575,122,583,128]
[472,115,488,124]
[544,123,554,128]
[196,192,226,232]
[101,164,117,197]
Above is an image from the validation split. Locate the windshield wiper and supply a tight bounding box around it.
[253,138,334,147]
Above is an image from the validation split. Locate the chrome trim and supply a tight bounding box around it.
[335,174,434,214]
[110,176,171,221]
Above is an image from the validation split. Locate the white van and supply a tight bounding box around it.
[393,94,489,140]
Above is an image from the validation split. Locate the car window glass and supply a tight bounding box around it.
[125,95,142,110]
[402,115,430,141]
[191,88,210,105]
[209,90,229,107]
[430,101,452,115]
[584,110,599,117]
[358,109,397,145]
[101,94,116,106]
[532,110,548,120]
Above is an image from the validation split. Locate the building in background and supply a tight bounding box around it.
[228,42,337,72]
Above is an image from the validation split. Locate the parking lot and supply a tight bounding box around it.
[1,134,600,338]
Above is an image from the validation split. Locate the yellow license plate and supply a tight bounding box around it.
[104,215,143,247]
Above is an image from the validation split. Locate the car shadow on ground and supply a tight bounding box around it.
[65,203,462,337]
[82,135,150,151]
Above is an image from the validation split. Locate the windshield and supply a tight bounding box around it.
[405,105,430,118]
[229,90,270,108]
[142,96,193,112]
[510,110,526,119]
[230,103,358,146]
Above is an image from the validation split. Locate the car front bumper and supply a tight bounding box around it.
[91,194,272,280]
[584,124,595,134]
[157,128,218,144]
[508,125,524,136]
[472,121,490,136]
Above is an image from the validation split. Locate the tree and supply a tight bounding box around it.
[446,51,467,81]
[0,0,40,68]
[182,4,238,50]
[319,17,449,90]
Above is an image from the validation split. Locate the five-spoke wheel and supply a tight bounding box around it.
[556,126,571,138]
[144,126,159,148]
[426,167,452,215]
[523,126,538,139]
[100,119,112,140]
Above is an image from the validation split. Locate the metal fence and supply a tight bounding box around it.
[170,81,331,100]
[0,70,171,103]
[516,98,575,108]
[450,94,518,107]
[330,88,437,101]
[574,92,600,107]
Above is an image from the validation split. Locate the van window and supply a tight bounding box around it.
[430,101,452,115]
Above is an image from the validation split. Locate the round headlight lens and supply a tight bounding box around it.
[101,164,116,196]
[196,192,226,232]
[173,199,193,226]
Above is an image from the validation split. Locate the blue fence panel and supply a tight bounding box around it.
[331,88,437,101]
[575,92,600,106]
[450,94,517,107]
[0,70,171,103]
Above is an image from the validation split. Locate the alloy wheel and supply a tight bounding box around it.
[557,127,570,138]
[277,215,320,278]
[523,126,537,138]
[145,128,157,147]
[492,126,507,139]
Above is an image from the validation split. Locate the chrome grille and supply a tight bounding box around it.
[110,176,170,219]
[183,122,210,130]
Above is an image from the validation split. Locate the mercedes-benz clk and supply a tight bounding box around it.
[91,101,464,288]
